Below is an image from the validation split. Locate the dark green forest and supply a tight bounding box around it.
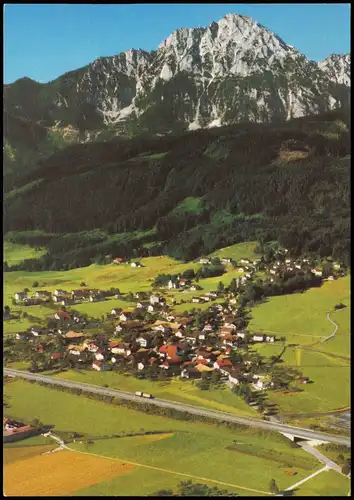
[4,109,350,270]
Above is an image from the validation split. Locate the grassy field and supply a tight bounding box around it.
[295,469,350,496]
[4,241,46,265]
[247,276,350,417]
[252,344,350,415]
[34,368,257,417]
[208,240,259,262]
[4,379,322,495]
[3,241,256,334]
[248,276,350,351]
[317,444,351,465]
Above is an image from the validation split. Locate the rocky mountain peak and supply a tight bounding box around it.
[4,13,351,135]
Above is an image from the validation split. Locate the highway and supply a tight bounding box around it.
[4,368,350,446]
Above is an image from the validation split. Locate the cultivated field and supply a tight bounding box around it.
[4,444,55,465]
[4,379,322,495]
[4,449,134,496]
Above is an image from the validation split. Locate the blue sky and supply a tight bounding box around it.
[4,3,350,84]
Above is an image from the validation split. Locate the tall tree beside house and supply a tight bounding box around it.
[4,305,11,315]
[217,281,225,293]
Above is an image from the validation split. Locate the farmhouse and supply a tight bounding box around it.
[63,331,85,342]
[54,310,71,321]
[53,289,68,296]
[89,294,105,302]
[252,375,273,390]
[252,334,265,342]
[119,311,133,322]
[71,289,91,300]
[92,361,108,371]
[131,261,142,268]
[199,258,211,265]
[34,291,52,299]
[221,257,232,264]
[113,258,124,264]
[14,292,27,301]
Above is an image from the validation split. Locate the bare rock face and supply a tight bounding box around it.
[4,13,351,134]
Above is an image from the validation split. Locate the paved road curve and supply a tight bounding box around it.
[320,312,339,344]
[4,368,350,446]
[299,441,343,473]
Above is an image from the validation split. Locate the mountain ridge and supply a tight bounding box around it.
[5,13,350,132]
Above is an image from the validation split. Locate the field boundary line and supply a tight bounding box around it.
[65,445,270,495]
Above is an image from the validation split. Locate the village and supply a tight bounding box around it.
[5,249,346,415]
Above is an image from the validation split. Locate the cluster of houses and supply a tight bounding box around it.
[10,248,339,397]
[114,257,143,268]
[14,288,109,306]
[13,286,277,393]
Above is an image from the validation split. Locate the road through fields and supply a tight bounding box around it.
[4,368,350,446]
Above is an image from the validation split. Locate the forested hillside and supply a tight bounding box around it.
[4,109,350,270]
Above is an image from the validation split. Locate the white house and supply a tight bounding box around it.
[203,324,213,332]
[111,308,120,316]
[53,289,66,296]
[175,331,185,338]
[199,258,211,265]
[266,336,275,343]
[240,259,250,264]
[221,257,232,264]
[285,259,291,264]
[270,269,276,275]
[190,286,197,291]
[237,267,245,272]
[228,371,240,385]
[333,263,341,270]
[295,264,302,270]
[192,297,201,303]
[253,335,265,342]
[150,295,160,304]
[115,325,123,333]
[136,337,148,348]
[137,362,145,371]
[14,292,27,301]
[168,280,176,289]
[311,269,323,277]
[95,352,104,361]
[252,375,273,390]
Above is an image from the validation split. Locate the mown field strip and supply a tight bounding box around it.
[66,446,270,495]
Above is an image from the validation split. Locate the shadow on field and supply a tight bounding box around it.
[281,488,298,496]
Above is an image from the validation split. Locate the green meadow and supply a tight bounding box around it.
[35,368,257,417]
[248,276,350,351]
[3,241,257,333]
[4,379,321,495]
[4,242,46,265]
[295,469,350,497]
[252,343,350,415]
